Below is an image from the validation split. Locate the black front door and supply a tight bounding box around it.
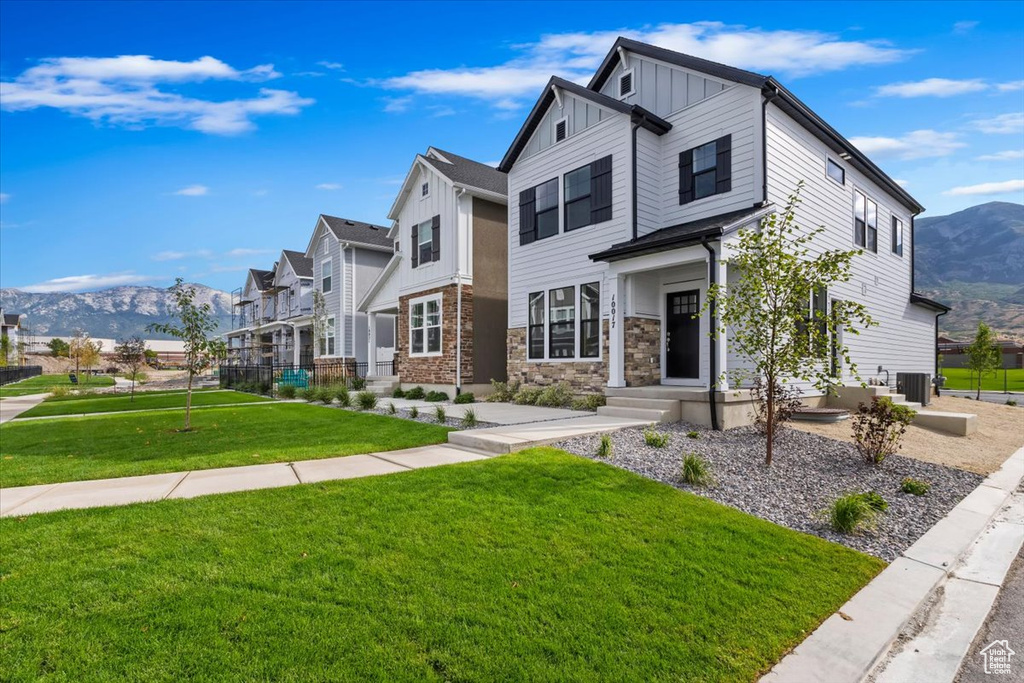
[666,290,700,379]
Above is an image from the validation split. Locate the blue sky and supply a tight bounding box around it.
[1,1,1022,293]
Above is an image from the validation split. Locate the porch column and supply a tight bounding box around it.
[292,325,301,365]
[715,258,729,390]
[367,312,378,375]
[607,274,626,388]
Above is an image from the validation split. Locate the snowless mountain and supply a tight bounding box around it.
[0,284,234,340]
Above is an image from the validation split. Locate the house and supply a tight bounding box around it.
[498,37,947,426]
[0,308,24,364]
[305,214,395,369]
[226,266,278,365]
[359,148,508,396]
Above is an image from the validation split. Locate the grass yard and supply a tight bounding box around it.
[0,373,114,398]
[40,387,222,402]
[942,367,1024,392]
[0,403,452,487]
[0,448,883,682]
[18,389,272,418]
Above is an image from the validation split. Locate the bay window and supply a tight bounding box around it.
[525,282,600,361]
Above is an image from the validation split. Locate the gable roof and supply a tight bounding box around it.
[319,215,393,249]
[247,268,275,291]
[426,148,508,196]
[3,313,21,326]
[281,249,313,278]
[498,75,672,172]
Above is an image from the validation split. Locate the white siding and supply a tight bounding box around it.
[521,91,612,161]
[394,163,457,296]
[598,55,727,118]
[507,115,632,328]
[763,103,934,385]
[635,127,662,236]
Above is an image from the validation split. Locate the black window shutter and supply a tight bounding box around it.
[678,149,694,204]
[430,214,441,262]
[590,155,613,224]
[410,223,418,268]
[716,134,732,195]
[519,187,536,246]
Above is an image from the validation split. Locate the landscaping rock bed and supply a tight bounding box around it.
[555,423,983,561]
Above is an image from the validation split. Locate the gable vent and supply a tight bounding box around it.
[619,71,633,97]
[555,118,567,142]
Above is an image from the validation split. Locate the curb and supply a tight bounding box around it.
[761,446,1024,683]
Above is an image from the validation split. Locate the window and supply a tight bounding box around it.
[796,287,828,358]
[554,117,568,142]
[519,157,612,244]
[323,317,336,356]
[321,258,333,293]
[826,158,845,185]
[891,216,904,257]
[320,236,329,254]
[564,165,591,231]
[679,135,731,204]
[411,215,440,267]
[866,198,878,253]
[421,181,429,198]
[417,220,433,265]
[618,69,635,98]
[853,190,866,247]
[548,286,576,359]
[580,282,600,358]
[528,292,544,359]
[410,295,441,356]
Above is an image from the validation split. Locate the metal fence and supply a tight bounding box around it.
[0,365,43,386]
[219,360,392,393]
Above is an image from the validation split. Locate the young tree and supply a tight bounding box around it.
[47,337,70,357]
[69,330,102,383]
[148,279,223,431]
[311,289,327,361]
[705,184,875,466]
[965,322,1001,400]
[0,334,9,367]
[114,336,147,401]
[144,348,159,367]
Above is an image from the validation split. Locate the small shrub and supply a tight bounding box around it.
[405,386,425,400]
[277,384,296,399]
[686,430,700,440]
[50,385,71,397]
[514,387,543,405]
[434,405,447,423]
[425,390,449,402]
[387,402,397,415]
[316,386,335,404]
[900,478,931,496]
[300,387,317,402]
[1007,399,1018,407]
[409,406,419,419]
[259,381,271,396]
[827,493,880,534]
[680,453,713,487]
[855,491,888,512]
[486,379,520,403]
[852,396,916,465]
[596,434,613,458]
[392,387,406,399]
[535,383,573,408]
[453,392,475,404]
[643,429,670,448]
[356,391,378,411]
[571,394,606,411]
[334,385,351,407]
[351,377,366,391]
[460,408,478,428]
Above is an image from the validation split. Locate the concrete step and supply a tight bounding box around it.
[605,385,707,400]
[597,405,676,423]
[893,401,923,410]
[912,410,977,436]
[606,396,680,411]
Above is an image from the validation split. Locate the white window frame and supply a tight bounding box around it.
[525,281,603,363]
[825,157,845,186]
[320,236,329,254]
[891,215,904,257]
[553,116,569,143]
[420,180,430,199]
[416,219,434,266]
[321,258,333,293]
[618,68,636,99]
[409,292,442,358]
[323,316,336,356]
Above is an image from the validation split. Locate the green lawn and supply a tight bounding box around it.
[0,403,452,487]
[942,367,1024,392]
[18,389,272,418]
[40,387,222,403]
[0,373,114,398]
[0,448,883,682]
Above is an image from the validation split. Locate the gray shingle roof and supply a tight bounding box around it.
[282,250,313,278]
[428,148,507,196]
[249,268,275,290]
[3,313,21,326]
[320,215,393,249]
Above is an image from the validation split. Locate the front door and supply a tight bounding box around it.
[665,290,700,379]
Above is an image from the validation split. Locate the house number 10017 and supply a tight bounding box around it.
[610,294,616,329]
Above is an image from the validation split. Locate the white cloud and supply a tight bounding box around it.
[174,184,208,196]
[383,96,412,113]
[20,272,156,293]
[251,189,269,196]
[944,179,1024,196]
[953,20,979,34]
[225,248,273,257]
[849,129,966,160]
[873,78,988,98]
[997,80,1024,92]
[0,193,9,203]
[975,150,1024,161]
[315,183,341,190]
[893,178,909,187]
[153,250,188,261]
[318,61,345,71]
[379,22,912,108]
[973,113,1024,134]
[0,54,313,135]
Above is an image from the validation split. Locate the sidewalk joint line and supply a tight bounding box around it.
[162,471,192,500]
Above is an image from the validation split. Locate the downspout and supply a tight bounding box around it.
[935,308,948,397]
[631,120,640,240]
[761,85,778,204]
[454,186,467,395]
[701,237,720,431]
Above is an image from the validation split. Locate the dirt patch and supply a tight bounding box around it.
[792,395,1024,475]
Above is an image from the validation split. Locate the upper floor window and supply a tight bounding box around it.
[891,216,904,257]
[321,258,333,293]
[679,135,731,204]
[826,158,845,185]
[618,68,635,98]
[852,190,878,253]
[410,215,440,268]
[421,181,429,198]
[519,156,612,245]
[518,178,559,245]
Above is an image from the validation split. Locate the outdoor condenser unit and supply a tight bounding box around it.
[896,372,931,407]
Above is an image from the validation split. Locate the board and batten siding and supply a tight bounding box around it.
[352,248,394,363]
[507,115,632,329]
[764,103,934,383]
[598,55,728,117]
[394,163,458,297]
[519,91,612,162]
[311,224,342,357]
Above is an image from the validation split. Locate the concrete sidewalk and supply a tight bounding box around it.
[0,444,491,517]
[0,393,47,423]
[449,413,653,453]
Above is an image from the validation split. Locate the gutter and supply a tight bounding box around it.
[934,308,948,397]
[700,237,721,431]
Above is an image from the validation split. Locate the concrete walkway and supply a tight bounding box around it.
[0,393,47,424]
[378,398,597,425]
[0,445,491,517]
[449,413,653,453]
[956,547,1024,683]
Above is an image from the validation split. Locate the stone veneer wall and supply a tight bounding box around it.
[395,284,474,386]
[623,317,661,387]
[506,321,609,394]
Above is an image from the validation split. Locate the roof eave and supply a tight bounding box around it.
[910,292,951,312]
[590,227,723,263]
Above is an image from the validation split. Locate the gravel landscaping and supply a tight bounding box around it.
[556,423,983,561]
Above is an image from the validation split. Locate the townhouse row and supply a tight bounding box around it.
[226,37,948,424]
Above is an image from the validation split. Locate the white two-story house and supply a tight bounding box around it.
[499,37,947,427]
[359,148,508,396]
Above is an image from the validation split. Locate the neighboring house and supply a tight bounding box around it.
[305,214,395,367]
[226,266,278,365]
[938,337,1024,369]
[0,309,24,364]
[359,147,508,395]
[498,37,946,425]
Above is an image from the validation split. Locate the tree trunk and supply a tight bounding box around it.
[976,371,982,401]
[765,391,774,466]
[130,375,135,402]
[184,372,194,431]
